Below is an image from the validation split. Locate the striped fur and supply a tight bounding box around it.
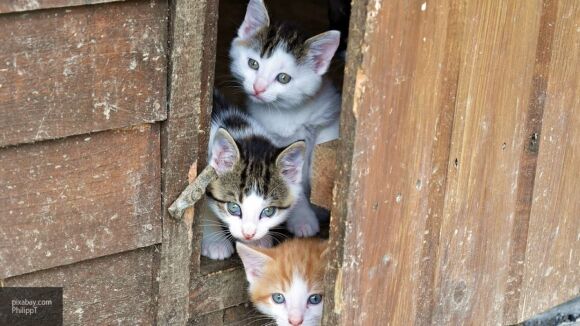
[201,92,307,260]
[237,239,328,326]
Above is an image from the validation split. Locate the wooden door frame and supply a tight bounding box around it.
[156,0,219,324]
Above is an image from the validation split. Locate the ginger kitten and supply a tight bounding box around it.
[237,239,328,326]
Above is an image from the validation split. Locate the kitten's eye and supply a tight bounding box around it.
[276,73,291,84]
[308,294,322,305]
[248,58,259,70]
[271,293,285,304]
[260,207,276,218]
[226,202,241,216]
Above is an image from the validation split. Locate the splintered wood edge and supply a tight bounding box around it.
[311,140,339,209]
[168,165,218,220]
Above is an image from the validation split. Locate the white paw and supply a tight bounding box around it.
[201,237,234,260]
[245,236,273,248]
[287,205,320,237]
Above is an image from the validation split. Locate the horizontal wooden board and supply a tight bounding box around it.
[0,0,167,147]
[189,302,266,326]
[4,246,160,325]
[0,124,162,278]
[0,0,124,14]
[311,140,338,209]
[189,266,248,316]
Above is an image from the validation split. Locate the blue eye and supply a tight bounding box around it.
[248,58,259,70]
[260,207,276,218]
[276,73,291,84]
[272,293,285,304]
[308,294,322,305]
[226,202,241,216]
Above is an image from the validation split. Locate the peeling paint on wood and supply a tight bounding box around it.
[0,125,161,278]
[4,246,160,325]
[0,0,126,14]
[156,0,218,324]
[0,0,167,147]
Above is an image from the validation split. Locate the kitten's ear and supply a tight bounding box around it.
[305,30,341,75]
[236,242,273,284]
[238,0,270,39]
[210,128,240,175]
[276,141,306,184]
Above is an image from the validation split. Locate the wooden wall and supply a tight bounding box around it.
[323,0,579,325]
[0,1,168,324]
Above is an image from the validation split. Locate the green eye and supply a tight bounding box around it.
[308,294,322,305]
[226,202,241,216]
[248,58,259,70]
[272,293,285,304]
[276,73,291,84]
[260,207,276,218]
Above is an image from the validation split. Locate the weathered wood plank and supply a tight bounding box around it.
[4,246,160,326]
[520,0,580,320]
[156,0,218,324]
[0,0,125,14]
[503,0,558,322]
[310,140,338,209]
[0,0,167,147]
[323,0,464,324]
[0,124,161,278]
[433,1,542,325]
[189,267,249,316]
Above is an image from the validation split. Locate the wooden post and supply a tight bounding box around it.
[156,0,218,324]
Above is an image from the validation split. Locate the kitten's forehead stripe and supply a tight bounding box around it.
[253,23,308,61]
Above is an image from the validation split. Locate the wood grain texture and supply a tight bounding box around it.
[433,1,543,324]
[0,124,161,278]
[0,0,167,147]
[156,0,218,324]
[503,0,558,322]
[310,140,338,209]
[0,0,124,14]
[520,0,580,320]
[189,267,249,316]
[4,246,160,326]
[188,302,266,326]
[323,0,465,324]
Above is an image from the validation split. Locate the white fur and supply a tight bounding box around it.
[254,273,324,326]
[230,2,341,238]
[202,109,305,259]
[237,242,324,325]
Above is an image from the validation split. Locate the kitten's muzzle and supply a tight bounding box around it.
[242,231,256,240]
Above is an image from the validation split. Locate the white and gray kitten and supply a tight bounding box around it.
[201,92,308,260]
[230,0,341,237]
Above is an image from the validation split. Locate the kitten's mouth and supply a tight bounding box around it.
[250,94,266,102]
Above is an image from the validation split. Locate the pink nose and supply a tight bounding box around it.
[243,231,255,240]
[288,317,303,326]
[253,84,266,95]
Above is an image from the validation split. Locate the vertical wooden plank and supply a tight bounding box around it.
[432,1,542,325]
[503,0,557,322]
[156,0,218,324]
[323,0,464,324]
[520,0,580,320]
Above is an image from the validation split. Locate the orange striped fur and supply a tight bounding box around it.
[237,238,328,325]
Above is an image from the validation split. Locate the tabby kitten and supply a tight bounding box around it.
[201,92,306,260]
[230,0,341,237]
[237,239,328,326]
